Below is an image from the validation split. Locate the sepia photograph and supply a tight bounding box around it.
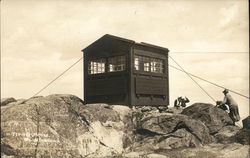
[1,0,249,157]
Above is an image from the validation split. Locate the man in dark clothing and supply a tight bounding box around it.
[174,96,181,108]
[216,101,229,111]
[220,89,240,125]
[180,96,190,107]
[174,96,190,108]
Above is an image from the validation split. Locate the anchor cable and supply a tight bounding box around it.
[169,55,216,102]
[31,55,249,101]
[32,57,83,97]
[169,64,250,99]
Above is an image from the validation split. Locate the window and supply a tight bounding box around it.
[151,58,164,73]
[134,55,150,72]
[134,56,139,70]
[134,55,164,73]
[143,57,150,72]
[108,55,126,72]
[88,59,105,74]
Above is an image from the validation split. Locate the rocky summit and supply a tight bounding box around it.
[1,95,249,158]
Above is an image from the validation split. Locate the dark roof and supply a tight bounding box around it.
[104,34,135,44]
[82,34,169,52]
[138,42,169,52]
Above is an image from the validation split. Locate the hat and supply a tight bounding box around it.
[223,89,229,94]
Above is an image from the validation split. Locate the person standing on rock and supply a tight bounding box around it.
[220,89,240,125]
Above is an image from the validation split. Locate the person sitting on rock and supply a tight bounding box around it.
[174,96,190,108]
[220,89,240,125]
[180,96,190,107]
[174,96,181,108]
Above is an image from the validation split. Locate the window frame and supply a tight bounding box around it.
[134,54,165,74]
[88,58,106,75]
[108,55,126,73]
[150,58,164,73]
[87,55,127,75]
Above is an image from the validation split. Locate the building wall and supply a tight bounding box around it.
[130,44,169,106]
[83,35,169,106]
[83,37,132,105]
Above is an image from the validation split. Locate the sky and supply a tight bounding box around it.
[1,0,249,120]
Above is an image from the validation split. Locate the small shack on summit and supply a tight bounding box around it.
[82,34,169,106]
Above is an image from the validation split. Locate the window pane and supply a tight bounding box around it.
[134,55,164,73]
[108,55,126,72]
[144,62,150,71]
[143,56,150,72]
[151,58,164,73]
[88,59,106,74]
[134,56,139,70]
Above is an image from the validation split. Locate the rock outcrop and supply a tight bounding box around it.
[159,143,249,158]
[181,103,234,134]
[1,97,17,106]
[1,95,247,158]
[242,116,250,129]
[233,128,250,145]
[232,116,250,145]
[214,125,240,144]
[1,95,126,157]
[132,112,213,151]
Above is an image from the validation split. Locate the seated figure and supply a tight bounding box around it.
[174,96,190,108]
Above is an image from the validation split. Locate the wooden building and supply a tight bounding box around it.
[82,34,169,106]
